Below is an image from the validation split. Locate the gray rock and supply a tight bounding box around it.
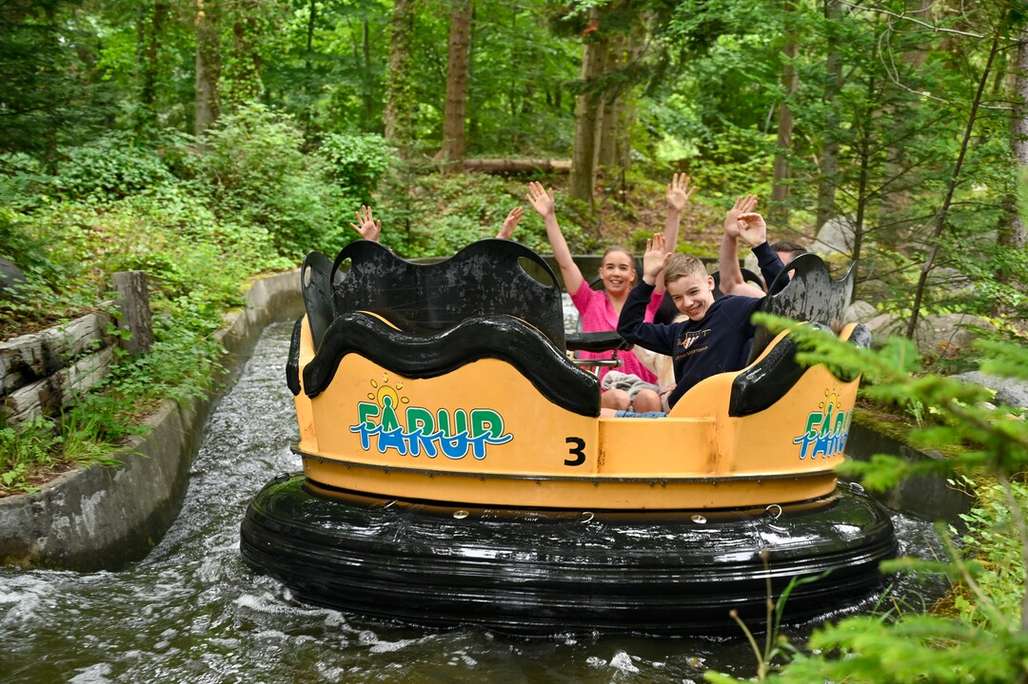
[863,313,930,349]
[953,371,1028,409]
[844,300,877,325]
[811,216,855,257]
[920,313,995,358]
[0,257,26,295]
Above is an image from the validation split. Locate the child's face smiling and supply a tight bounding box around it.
[668,272,715,321]
[598,251,636,294]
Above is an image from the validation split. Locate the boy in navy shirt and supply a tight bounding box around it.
[617,208,785,412]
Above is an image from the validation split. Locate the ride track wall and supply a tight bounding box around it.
[0,271,303,571]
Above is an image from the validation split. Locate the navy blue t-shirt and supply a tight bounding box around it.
[617,282,764,409]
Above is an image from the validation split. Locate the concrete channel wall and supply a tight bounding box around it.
[0,270,303,571]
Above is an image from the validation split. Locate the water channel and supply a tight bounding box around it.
[1,322,947,683]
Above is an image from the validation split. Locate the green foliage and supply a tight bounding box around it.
[705,316,1028,682]
[198,104,351,259]
[0,417,62,492]
[373,167,590,258]
[953,477,1027,627]
[53,135,174,200]
[318,133,392,202]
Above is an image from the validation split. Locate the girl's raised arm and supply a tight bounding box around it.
[526,182,584,295]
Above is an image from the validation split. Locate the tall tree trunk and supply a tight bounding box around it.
[597,34,623,170]
[141,0,168,126]
[1003,28,1028,251]
[384,0,416,149]
[815,0,842,230]
[194,0,221,135]
[771,0,798,225]
[907,29,1001,338]
[569,18,608,208]
[439,0,473,165]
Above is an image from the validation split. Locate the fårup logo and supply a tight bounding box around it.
[792,389,850,460]
[349,375,513,460]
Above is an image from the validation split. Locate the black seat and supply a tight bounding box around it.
[330,239,566,348]
[726,254,860,417]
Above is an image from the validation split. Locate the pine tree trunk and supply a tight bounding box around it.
[440,0,473,166]
[384,0,416,149]
[569,24,608,208]
[771,0,797,225]
[815,0,842,230]
[194,0,221,135]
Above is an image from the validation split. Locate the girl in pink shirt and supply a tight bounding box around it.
[524,176,693,412]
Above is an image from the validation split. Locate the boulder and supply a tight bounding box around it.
[0,258,26,296]
[952,371,1028,409]
[844,300,877,325]
[811,216,855,257]
[920,313,995,359]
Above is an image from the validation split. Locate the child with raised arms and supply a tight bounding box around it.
[522,176,693,412]
[617,206,785,413]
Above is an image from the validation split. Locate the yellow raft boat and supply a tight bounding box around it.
[241,239,895,633]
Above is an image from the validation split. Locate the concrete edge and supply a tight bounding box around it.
[0,269,303,571]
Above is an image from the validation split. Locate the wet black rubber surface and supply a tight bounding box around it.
[0,322,946,683]
[242,478,896,634]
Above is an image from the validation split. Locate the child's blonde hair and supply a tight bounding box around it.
[664,254,707,285]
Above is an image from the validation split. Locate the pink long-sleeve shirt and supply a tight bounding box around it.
[570,281,663,384]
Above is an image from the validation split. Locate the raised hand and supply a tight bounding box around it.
[643,233,671,282]
[496,206,523,240]
[723,195,758,238]
[526,182,556,218]
[736,212,767,247]
[351,205,381,242]
[666,173,695,214]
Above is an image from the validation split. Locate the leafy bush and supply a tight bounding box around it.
[53,134,174,200]
[0,417,61,492]
[198,103,352,258]
[319,132,391,202]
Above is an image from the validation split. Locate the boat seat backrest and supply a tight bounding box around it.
[746,254,854,365]
[328,239,566,348]
[300,251,339,352]
[728,322,871,417]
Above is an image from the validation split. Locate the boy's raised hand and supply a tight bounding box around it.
[496,206,523,240]
[666,173,695,214]
[351,205,381,242]
[526,182,556,218]
[642,233,671,283]
[736,212,767,247]
[723,195,758,238]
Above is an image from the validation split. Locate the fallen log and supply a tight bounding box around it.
[461,158,571,174]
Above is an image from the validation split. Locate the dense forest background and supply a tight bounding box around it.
[2,0,1026,338]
